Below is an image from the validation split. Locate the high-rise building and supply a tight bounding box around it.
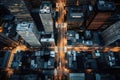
[87,0,116,30]
[102,21,120,46]
[16,22,41,47]
[0,0,33,22]
[39,1,53,33]
[67,6,85,29]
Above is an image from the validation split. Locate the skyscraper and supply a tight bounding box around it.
[102,21,120,46]
[1,0,33,22]
[87,0,116,30]
[67,6,84,29]
[16,22,41,47]
[39,1,53,33]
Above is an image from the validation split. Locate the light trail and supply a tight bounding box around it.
[67,46,120,52]
[55,0,68,80]
[11,45,28,54]
[103,47,120,52]
[0,27,3,32]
